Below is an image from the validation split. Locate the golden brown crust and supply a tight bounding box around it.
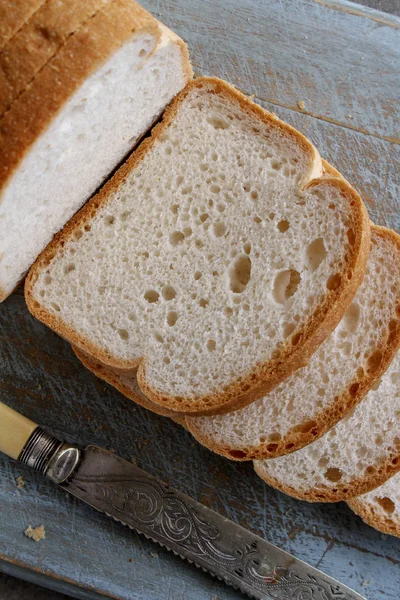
[0,0,161,193]
[254,436,400,503]
[72,345,186,418]
[26,77,370,415]
[0,0,45,51]
[186,225,400,459]
[348,495,400,538]
[0,0,115,116]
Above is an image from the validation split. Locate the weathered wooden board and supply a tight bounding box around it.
[0,0,399,599]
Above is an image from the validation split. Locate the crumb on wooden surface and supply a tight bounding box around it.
[297,100,306,110]
[129,557,135,563]
[24,525,46,542]
[130,457,137,465]
[150,552,159,559]
[16,476,25,489]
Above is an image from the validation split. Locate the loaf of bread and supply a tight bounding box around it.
[0,0,192,300]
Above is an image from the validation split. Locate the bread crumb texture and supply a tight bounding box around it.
[186,227,400,459]
[255,347,400,501]
[24,525,46,542]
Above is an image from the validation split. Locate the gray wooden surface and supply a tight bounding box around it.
[1,0,399,599]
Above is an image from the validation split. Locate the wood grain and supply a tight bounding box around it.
[0,0,399,599]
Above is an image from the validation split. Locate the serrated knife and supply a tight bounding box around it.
[0,401,365,600]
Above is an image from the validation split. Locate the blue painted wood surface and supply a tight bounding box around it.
[0,0,399,598]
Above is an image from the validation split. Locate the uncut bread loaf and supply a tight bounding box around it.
[72,345,185,418]
[0,0,192,300]
[186,226,400,459]
[26,77,370,416]
[0,0,45,51]
[348,472,400,538]
[0,0,113,115]
[254,347,400,502]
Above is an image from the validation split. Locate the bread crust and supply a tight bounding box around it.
[72,345,186,418]
[26,77,371,415]
[186,225,400,458]
[0,0,115,116]
[0,0,46,51]
[254,438,400,502]
[348,493,400,538]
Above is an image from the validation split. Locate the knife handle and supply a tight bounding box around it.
[0,401,38,459]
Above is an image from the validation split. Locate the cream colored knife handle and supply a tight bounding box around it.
[0,401,38,459]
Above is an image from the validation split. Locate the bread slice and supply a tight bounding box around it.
[186,226,400,459]
[348,473,400,537]
[0,0,45,51]
[0,0,114,115]
[72,345,185,418]
[26,77,370,415]
[0,0,192,300]
[254,344,400,502]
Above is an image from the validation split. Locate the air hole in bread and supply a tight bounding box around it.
[144,289,159,303]
[375,496,395,514]
[162,286,176,301]
[194,271,202,281]
[199,299,209,308]
[267,443,279,452]
[293,420,317,434]
[118,329,129,340]
[268,432,282,442]
[73,230,83,241]
[341,302,360,334]
[243,242,251,255]
[169,231,185,246]
[105,215,115,226]
[228,255,252,293]
[349,382,360,397]
[271,160,282,170]
[306,238,327,272]
[277,219,290,233]
[224,307,233,317]
[50,302,61,312]
[44,275,52,285]
[283,322,296,338]
[212,221,227,237]
[324,467,342,482]
[167,311,178,326]
[217,202,226,213]
[64,264,76,275]
[206,115,230,130]
[367,349,383,373]
[347,229,356,246]
[195,239,204,248]
[206,339,216,352]
[228,450,246,459]
[251,190,259,200]
[273,269,301,304]
[327,273,341,291]
[253,216,262,224]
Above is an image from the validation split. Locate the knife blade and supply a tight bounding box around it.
[0,402,365,600]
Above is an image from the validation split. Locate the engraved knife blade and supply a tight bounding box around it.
[33,441,364,600]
